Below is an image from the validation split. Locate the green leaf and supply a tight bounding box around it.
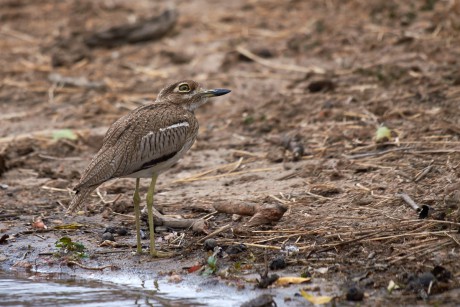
[52,129,77,141]
[56,236,72,248]
[73,242,86,252]
[375,126,391,143]
[207,255,217,269]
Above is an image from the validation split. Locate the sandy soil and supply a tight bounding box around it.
[1,0,460,305]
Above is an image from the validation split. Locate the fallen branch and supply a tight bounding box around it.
[147,207,208,233]
[414,163,434,182]
[85,9,178,48]
[236,46,325,74]
[213,202,287,227]
[344,147,412,159]
[198,224,232,243]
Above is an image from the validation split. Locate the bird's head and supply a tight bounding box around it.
[156,80,231,111]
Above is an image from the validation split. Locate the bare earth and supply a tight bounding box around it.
[1,0,460,306]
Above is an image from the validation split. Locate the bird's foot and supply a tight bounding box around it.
[150,249,174,258]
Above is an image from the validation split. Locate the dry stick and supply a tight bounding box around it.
[411,149,460,154]
[232,242,281,250]
[343,147,412,159]
[388,240,452,264]
[398,193,420,211]
[96,189,122,205]
[38,154,83,161]
[414,163,434,182]
[197,224,232,243]
[227,157,243,173]
[236,46,325,74]
[382,222,437,245]
[41,186,69,193]
[171,158,251,184]
[366,230,458,242]
[387,240,445,262]
[444,232,460,246]
[305,191,334,200]
[251,230,323,244]
[251,229,323,233]
[398,192,431,218]
[304,231,382,257]
[385,236,446,254]
[400,219,460,227]
[390,237,441,254]
[109,209,135,219]
[173,168,278,183]
[232,149,266,158]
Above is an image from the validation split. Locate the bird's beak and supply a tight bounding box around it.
[201,88,231,97]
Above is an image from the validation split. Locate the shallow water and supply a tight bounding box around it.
[0,271,237,307]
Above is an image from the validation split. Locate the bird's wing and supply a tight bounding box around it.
[74,104,196,190]
[116,119,194,176]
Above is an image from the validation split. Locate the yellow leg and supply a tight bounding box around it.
[146,173,172,258]
[133,178,142,254]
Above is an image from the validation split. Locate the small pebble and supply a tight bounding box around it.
[346,286,364,301]
[102,232,115,242]
[168,274,183,283]
[418,272,436,287]
[241,293,275,307]
[226,244,247,255]
[104,227,128,236]
[432,265,452,282]
[104,227,116,234]
[257,274,279,289]
[203,238,217,251]
[116,228,128,236]
[269,257,287,270]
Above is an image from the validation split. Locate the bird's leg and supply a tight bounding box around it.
[133,178,142,254]
[146,173,173,257]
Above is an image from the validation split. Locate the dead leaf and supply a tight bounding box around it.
[274,276,310,286]
[99,240,119,247]
[32,218,47,229]
[187,264,203,273]
[300,290,333,305]
[387,280,400,293]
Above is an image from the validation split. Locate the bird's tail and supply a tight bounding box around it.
[67,187,96,214]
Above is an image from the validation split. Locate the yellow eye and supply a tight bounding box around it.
[178,84,190,92]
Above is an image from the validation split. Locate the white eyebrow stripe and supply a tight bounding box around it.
[159,121,189,132]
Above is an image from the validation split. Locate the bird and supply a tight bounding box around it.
[67,80,231,257]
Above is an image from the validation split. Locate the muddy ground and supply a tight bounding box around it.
[1,0,460,306]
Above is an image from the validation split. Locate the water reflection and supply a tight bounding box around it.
[0,271,205,307]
